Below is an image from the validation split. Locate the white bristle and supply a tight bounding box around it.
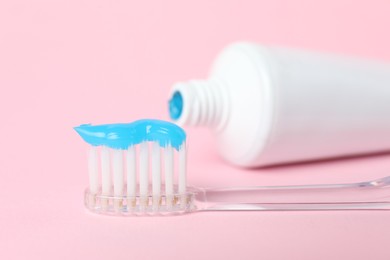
[112,149,123,196]
[101,146,111,195]
[179,144,187,208]
[139,142,149,204]
[178,144,187,194]
[88,146,99,194]
[152,142,161,206]
[85,137,188,213]
[126,146,136,198]
[164,145,174,206]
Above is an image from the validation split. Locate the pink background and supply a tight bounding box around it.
[1,0,390,259]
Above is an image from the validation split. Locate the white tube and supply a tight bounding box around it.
[169,42,390,167]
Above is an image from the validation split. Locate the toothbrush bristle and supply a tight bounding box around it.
[84,141,192,215]
[152,142,161,208]
[87,147,99,199]
[164,145,174,208]
[101,146,111,196]
[139,141,149,208]
[126,146,136,205]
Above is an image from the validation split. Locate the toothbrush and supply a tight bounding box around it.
[74,119,390,216]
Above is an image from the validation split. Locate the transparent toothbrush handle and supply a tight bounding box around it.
[196,176,390,211]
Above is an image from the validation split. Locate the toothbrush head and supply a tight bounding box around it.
[74,119,196,216]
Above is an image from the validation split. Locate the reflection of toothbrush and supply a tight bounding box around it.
[74,119,390,216]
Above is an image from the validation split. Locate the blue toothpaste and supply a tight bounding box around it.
[74,119,186,150]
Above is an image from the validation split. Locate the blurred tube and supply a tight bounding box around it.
[169,42,390,167]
